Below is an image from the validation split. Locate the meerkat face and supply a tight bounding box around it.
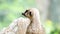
[22,10,32,19]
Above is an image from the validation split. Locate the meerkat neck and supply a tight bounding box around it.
[32,12,41,24]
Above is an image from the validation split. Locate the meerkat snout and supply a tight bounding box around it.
[22,13,25,16]
[22,10,29,16]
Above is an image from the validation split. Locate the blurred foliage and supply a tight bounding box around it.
[0,0,36,30]
[50,28,60,34]
[45,20,53,34]
[45,20,60,34]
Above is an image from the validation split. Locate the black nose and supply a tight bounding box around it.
[22,13,24,15]
[22,13,25,16]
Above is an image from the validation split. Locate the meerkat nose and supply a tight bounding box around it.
[22,13,24,15]
[22,13,25,16]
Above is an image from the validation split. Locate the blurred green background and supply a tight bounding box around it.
[0,0,60,34]
[0,0,36,29]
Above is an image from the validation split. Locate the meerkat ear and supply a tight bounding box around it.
[29,12,32,16]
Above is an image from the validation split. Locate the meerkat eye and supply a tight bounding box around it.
[29,12,32,16]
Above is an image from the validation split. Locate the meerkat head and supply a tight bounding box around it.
[22,8,40,19]
[22,9,32,19]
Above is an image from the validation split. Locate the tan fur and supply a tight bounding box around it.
[0,17,30,34]
[23,8,45,34]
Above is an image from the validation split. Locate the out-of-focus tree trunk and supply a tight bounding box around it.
[49,0,60,29]
[35,0,51,22]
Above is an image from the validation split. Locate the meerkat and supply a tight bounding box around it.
[22,8,45,34]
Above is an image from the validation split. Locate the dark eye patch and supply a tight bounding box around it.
[29,12,32,16]
[25,10,29,13]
